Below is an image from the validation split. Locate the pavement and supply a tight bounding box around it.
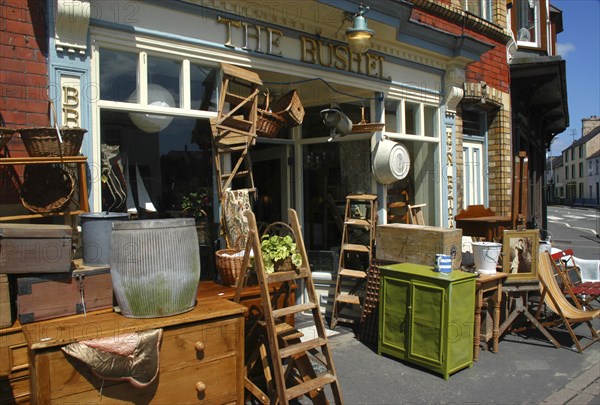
[290,306,600,404]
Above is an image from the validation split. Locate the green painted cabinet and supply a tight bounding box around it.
[378,263,476,379]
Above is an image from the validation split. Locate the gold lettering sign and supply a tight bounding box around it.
[217,16,386,79]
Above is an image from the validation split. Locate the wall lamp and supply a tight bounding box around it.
[344,4,375,54]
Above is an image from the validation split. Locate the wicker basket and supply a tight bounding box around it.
[256,109,285,138]
[19,164,76,213]
[215,248,246,286]
[351,106,384,133]
[269,90,305,128]
[19,127,87,157]
[0,127,15,149]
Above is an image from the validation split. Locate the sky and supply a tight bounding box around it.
[550,0,600,156]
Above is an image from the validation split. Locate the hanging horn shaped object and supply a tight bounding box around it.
[320,108,353,141]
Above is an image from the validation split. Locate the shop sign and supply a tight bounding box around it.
[217,16,387,80]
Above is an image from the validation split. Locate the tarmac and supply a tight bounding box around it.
[291,305,600,404]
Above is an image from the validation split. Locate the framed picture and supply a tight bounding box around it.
[502,229,540,281]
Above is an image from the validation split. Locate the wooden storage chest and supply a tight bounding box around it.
[23,297,246,404]
[16,264,113,324]
[0,224,72,274]
[377,223,463,269]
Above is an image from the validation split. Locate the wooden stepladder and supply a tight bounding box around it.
[235,209,343,405]
[212,63,262,200]
[330,194,377,330]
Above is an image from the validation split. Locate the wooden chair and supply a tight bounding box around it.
[551,249,600,310]
[407,203,426,225]
[535,251,600,353]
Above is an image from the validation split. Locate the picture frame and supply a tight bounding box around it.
[502,229,540,281]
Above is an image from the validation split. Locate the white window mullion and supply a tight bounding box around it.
[139,52,148,106]
[181,59,191,110]
[399,100,405,135]
[417,103,424,136]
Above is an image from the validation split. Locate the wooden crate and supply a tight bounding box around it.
[0,275,12,328]
[376,224,463,269]
[0,224,72,274]
[16,264,113,324]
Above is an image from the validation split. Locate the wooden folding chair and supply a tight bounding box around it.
[407,203,426,225]
[536,251,600,353]
[551,249,600,310]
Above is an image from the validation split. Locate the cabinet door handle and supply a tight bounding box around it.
[196,381,206,393]
[195,341,205,353]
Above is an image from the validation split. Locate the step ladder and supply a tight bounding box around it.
[330,194,377,330]
[212,63,262,200]
[234,209,343,405]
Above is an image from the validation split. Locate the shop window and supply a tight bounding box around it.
[147,56,181,108]
[191,64,219,112]
[405,102,420,135]
[463,0,492,22]
[384,99,401,133]
[99,49,138,102]
[424,106,438,137]
[514,0,540,47]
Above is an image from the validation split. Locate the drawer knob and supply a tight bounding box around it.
[195,341,205,352]
[196,381,206,393]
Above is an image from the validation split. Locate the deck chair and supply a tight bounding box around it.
[536,251,600,353]
[551,249,600,310]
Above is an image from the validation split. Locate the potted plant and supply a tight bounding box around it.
[181,190,212,244]
[260,234,303,274]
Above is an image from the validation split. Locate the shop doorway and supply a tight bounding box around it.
[463,140,485,208]
[251,144,292,230]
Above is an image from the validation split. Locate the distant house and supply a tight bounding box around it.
[588,149,600,205]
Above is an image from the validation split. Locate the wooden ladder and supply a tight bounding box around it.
[330,194,377,330]
[212,63,262,200]
[235,209,343,405]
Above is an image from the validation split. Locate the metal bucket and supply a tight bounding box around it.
[372,140,410,184]
[80,212,129,266]
[110,218,200,318]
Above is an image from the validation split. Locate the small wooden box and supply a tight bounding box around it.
[16,264,113,324]
[377,224,463,269]
[0,224,72,274]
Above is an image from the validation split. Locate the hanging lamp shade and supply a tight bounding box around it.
[128,84,175,133]
[345,5,375,54]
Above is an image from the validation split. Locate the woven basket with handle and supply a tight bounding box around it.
[215,236,247,286]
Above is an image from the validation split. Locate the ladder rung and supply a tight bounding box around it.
[259,321,304,341]
[272,302,317,319]
[342,243,370,253]
[286,373,337,401]
[218,116,253,131]
[278,337,326,359]
[339,269,367,279]
[345,218,370,226]
[266,267,309,283]
[335,293,360,305]
[334,316,356,324]
[220,170,251,179]
[215,143,250,151]
[224,92,253,108]
[346,194,377,201]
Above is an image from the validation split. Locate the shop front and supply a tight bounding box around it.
[49,0,492,259]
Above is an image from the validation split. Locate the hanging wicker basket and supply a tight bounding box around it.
[20,127,87,157]
[256,110,285,138]
[269,90,305,128]
[215,237,248,286]
[351,106,384,133]
[0,127,15,149]
[19,164,76,213]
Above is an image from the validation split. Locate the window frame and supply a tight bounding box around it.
[511,0,542,48]
[462,0,493,22]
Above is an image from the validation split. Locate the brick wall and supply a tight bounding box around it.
[1,0,49,130]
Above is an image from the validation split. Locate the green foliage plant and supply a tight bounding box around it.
[260,234,303,274]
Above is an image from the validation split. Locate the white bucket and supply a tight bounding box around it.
[472,242,502,275]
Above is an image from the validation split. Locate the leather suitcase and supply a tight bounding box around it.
[0,224,73,274]
[16,264,113,324]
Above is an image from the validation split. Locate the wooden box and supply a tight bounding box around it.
[0,275,12,328]
[16,264,113,324]
[0,224,72,274]
[377,224,462,269]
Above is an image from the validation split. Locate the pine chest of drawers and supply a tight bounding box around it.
[22,297,246,404]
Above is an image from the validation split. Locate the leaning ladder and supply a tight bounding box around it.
[330,194,377,330]
[235,209,343,405]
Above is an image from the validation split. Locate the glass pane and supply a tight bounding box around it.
[148,56,181,108]
[424,105,438,137]
[384,99,400,133]
[99,49,138,102]
[516,0,537,43]
[191,64,219,112]
[463,110,481,136]
[405,102,419,135]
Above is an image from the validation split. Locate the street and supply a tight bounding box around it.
[547,205,600,260]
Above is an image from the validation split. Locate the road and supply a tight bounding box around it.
[547,205,600,260]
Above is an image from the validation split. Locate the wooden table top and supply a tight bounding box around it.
[476,272,508,286]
